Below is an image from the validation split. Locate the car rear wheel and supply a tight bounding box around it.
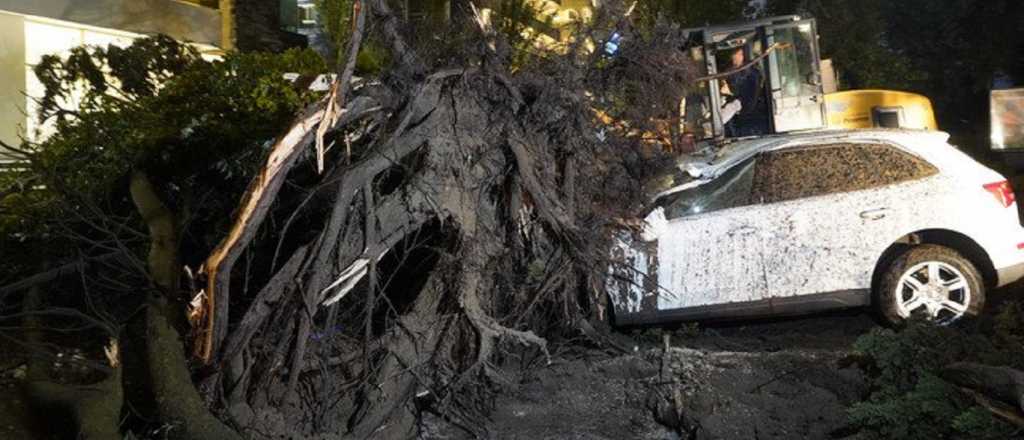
[876,244,984,326]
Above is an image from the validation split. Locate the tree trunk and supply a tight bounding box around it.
[129,172,178,293]
[145,295,243,440]
[129,171,243,440]
[942,362,1024,414]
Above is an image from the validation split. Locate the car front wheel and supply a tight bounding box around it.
[876,244,984,326]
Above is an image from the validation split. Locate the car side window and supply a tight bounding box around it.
[749,142,938,204]
[659,157,758,219]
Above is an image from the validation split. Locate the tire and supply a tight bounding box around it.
[875,244,985,326]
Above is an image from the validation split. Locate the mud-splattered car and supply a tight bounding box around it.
[608,129,1024,325]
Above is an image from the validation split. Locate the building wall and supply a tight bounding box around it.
[0,0,305,156]
[21,15,145,144]
[0,11,220,151]
[0,0,221,46]
[0,13,26,159]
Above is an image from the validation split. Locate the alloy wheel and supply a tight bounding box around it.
[894,261,971,324]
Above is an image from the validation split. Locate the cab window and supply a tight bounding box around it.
[773,25,819,101]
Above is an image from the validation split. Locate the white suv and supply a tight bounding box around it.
[608,129,1024,325]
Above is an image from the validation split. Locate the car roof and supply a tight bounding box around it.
[709,129,947,172]
[655,129,951,201]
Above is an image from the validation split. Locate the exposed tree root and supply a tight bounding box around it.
[349,272,451,439]
[184,3,684,438]
[195,60,645,437]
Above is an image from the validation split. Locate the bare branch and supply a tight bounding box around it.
[0,252,125,298]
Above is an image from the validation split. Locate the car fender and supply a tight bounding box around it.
[867,222,996,290]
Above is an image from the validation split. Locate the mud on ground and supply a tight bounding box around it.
[423,313,876,440]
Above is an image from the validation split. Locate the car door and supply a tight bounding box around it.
[753,142,940,300]
[656,207,769,309]
[650,158,771,310]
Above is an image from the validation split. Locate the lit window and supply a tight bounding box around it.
[298,1,318,26]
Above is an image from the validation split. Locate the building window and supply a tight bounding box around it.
[281,0,318,31]
[298,1,318,27]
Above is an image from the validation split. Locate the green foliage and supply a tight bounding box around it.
[2,36,326,267]
[635,0,751,29]
[315,0,354,51]
[993,301,1024,351]
[880,0,1022,101]
[30,37,324,194]
[847,307,1024,439]
[354,42,390,74]
[483,0,556,68]
[849,373,967,440]
[492,0,554,48]
[314,0,390,74]
[951,406,1022,440]
[767,0,922,91]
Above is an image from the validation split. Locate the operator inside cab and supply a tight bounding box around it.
[721,46,769,137]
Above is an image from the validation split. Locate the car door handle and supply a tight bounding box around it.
[731,226,757,236]
[860,208,889,220]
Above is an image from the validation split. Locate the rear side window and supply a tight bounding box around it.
[750,142,937,204]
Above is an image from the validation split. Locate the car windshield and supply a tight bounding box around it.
[657,157,756,219]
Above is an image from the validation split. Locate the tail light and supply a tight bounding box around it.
[983,180,1016,207]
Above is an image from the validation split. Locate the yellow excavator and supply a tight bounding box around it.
[824,89,936,130]
[679,15,937,142]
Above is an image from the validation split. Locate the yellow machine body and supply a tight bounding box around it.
[824,89,938,130]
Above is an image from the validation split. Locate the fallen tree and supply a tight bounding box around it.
[1,1,699,438]
[8,2,1024,439]
[942,362,1024,428]
[193,1,699,437]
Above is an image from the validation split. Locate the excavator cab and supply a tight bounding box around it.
[681,15,827,141]
[679,15,939,144]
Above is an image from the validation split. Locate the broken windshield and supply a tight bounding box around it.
[657,156,756,219]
